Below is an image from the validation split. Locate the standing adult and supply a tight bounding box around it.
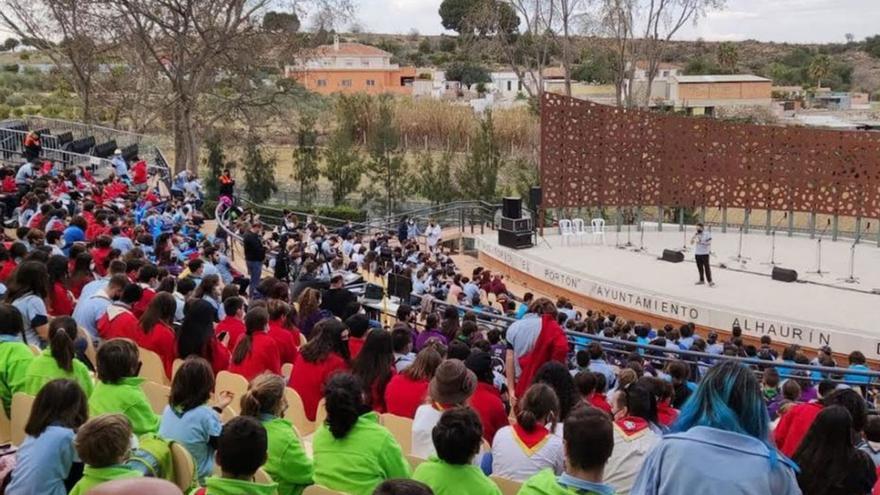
[243,221,266,297]
[504,298,569,406]
[426,220,441,252]
[691,222,714,287]
[23,131,42,162]
[111,149,129,182]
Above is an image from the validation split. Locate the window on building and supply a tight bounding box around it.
[317,80,327,87]
[518,81,523,91]
[345,60,353,67]
[341,79,352,87]
[507,81,512,91]
[362,58,371,66]
[662,70,669,77]
[366,80,376,86]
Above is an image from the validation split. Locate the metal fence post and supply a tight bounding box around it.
[657,205,663,232]
[721,207,728,233]
[678,208,684,232]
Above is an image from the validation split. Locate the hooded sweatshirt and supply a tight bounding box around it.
[89,376,160,435]
[22,347,94,396]
[190,476,279,495]
[68,464,142,495]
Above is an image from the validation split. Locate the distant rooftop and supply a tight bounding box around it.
[674,74,771,83]
[307,40,391,58]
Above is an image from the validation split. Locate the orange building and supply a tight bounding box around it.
[670,75,772,115]
[286,36,416,95]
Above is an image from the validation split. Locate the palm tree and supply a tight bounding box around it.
[716,42,739,73]
[808,54,832,89]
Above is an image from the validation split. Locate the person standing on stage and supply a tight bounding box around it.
[692,223,714,287]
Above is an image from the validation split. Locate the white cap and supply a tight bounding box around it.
[114,149,122,154]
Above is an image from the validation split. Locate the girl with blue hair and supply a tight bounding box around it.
[630,360,801,495]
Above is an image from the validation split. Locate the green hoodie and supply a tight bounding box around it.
[518,469,616,495]
[68,464,142,495]
[189,476,279,495]
[23,348,94,397]
[89,376,160,435]
[0,337,34,414]
[312,411,411,495]
[413,456,502,495]
[260,415,313,495]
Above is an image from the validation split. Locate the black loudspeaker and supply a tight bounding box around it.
[502,197,522,219]
[661,249,685,263]
[772,266,798,283]
[363,283,384,300]
[498,229,533,249]
[529,186,542,209]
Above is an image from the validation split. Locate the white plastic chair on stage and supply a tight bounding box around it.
[591,218,606,244]
[559,219,574,246]
[572,218,588,245]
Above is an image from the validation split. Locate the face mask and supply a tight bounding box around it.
[697,228,703,234]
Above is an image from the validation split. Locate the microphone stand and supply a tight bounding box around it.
[761,212,788,266]
[839,222,867,284]
[730,223,751,264]
[624,208,634,248]
[807,218,832,277]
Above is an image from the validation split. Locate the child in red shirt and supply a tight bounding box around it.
[135,292,178,379]
[289,319,350,421]
[228,307,281,381]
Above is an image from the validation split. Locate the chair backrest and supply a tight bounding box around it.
[591,218,606,232]
[142,380,170,415]
[169,442,195,491]
[0,398,10,444]
[253,468,274,485]
[215,371,249,415]
[314,398,327,428]
[572,218,586,232]
[78,327,97,368]
[10,393,35,446]
[406,455,426,471]
[138,347,169,386]
[491,475,523,495]
[559,219,573,233]
[303,485,346,495]
[171,358,184,379]
[281,363,293,380]
[284,387,316,436]
[380,413,413,454]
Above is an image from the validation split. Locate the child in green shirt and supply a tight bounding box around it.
[89,339,160,435]
[412,407,501,495]
[0,303,35,415]
[240,373,313,495]
[22,316,94,396]
[191,416,279,495]
[69,413,142,495]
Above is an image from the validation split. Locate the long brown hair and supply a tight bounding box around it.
[232,307,269,365]
[517,383,560,433]
[297,288,320,322]
[401,347,443,381]
[25,379,88,437]
[139,292,177,334]
[48,316,78,372]
[240,373,286,417]
[170,357,215,412]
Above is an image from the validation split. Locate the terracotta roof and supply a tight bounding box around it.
[309,42,391,58]
[542,67,566,79]
[634,61,682,70]
[674,74,770,83]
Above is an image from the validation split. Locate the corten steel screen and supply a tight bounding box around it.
[540,93,880,218]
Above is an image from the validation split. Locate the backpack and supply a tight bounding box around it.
[126,435,191,487]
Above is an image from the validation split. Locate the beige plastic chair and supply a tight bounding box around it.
[10,393,35,446]
[380,413,413,454]
[491,475,523,495]
[314,398,327,429]
[142,380,170,414]
[215,371,249,414]
[171,358,185,379]
[298,333,308,347]
[0,401,10,444]
[138,347,169,385]
[284,387,316,436]
[406,454,426,470]
[77,327,97,368]
[253,468,274,485]
[169,442,195,492]
[281,363,293,380]
[303,485,346,495]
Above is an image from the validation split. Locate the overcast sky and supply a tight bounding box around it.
[357,0,879,44]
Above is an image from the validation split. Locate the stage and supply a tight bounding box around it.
[475,224,880,359]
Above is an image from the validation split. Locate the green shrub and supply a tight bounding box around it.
[2,64,18,73]
[0,104,9,119]
[10,107,23,117]
[5,94,25,107]
[315,205,367,224]
[18,53,29,61]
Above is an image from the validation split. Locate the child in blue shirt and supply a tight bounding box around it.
[7,379,89,495]
[158,356,232,482]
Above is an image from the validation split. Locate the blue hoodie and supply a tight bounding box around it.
[630,426,801,495]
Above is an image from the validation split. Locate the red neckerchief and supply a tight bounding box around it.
[614,416,650,439]
[512,423,551,451]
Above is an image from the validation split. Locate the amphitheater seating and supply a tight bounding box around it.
[10,393,35,446]
[215,371,249,414]
[138,347,169,385]
[142,380,170,415]
[303,484,345,495]
[380,413,413,454]
[0,401,10,445]
[491,475,522,495]
[170,442,196,491]
[284,387,314,436]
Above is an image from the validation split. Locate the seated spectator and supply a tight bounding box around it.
[177,300,230,375]
[373,479,434,495]
[0,303,33,414]
[215,296,246,348]
[533,361,578,424]
[413,407,501,495]
[861,414,880,467]
[465,351,509,444]
[97,283,142,341]
[240,373,314,495]
[321,274,357,319]
[415,313,448,351]
[23,316,94,396]
[575,371,612,415]
[69,414,142,494]
[604,380,661,494]
[228,307,281,380]
[518,406,616,495]
[346,313,371,360]
[352,329,395,413]
[385,346,443,419]
[391,324,416,372]
[775,388,866,458]
[266,299,300,365]
[492,383,564,481]
[793,405,876,495]
[312,373,410,495]
[134,293,178,379]
[631,361,800,494]
[89,339,160,436]
[6,379,89,495]
[289,318,350,421]
[195,416,279,494]
[413,359,477,459]
[159,357,231,482]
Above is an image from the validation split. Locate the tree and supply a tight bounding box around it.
[845,33,855,44]
[202,132,235,199]
[716,42,738,73]
[418,38,433,54]
[572,47,615,84]
[596,0,635,106]
[550,0,590,97]
[416,151,458,204]
[365,95,411,215]
[262,11,300,32]
[457,111,501,200]
[1,38,18,52]
[439,0,475,33]
[866,35,880,58]
[808,54,831,88]
[445,61,491,90]
[242,135,278,204]
[292,114,320,205]
[322,128,362,206]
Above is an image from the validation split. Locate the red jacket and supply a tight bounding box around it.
[384,374,429,419]
[0,261,15,283]
[267,320,300,365]
[516,314,569,398]
[587,393,613,415]
[134,322,177,379]
[132,286,156,319]
[228,331,281,381]
[216,317,246,349]
[48,282,74,317]
[132,160,148,185]
[348,337,365,360]
[469,381,509,443]
[97,305,139,341]
[289,353,348,422]
[656,399,678,427]
[90,246,111,276]
[774,401,823,457]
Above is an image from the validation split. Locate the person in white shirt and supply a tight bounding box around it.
[604,380,662,495]
[690,223,714,287]
[426,221,442,252]
[412,360,476,459]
